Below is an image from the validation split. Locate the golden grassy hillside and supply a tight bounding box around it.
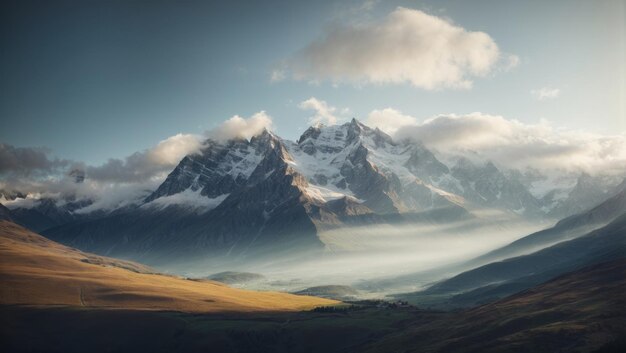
[0,220,337,313]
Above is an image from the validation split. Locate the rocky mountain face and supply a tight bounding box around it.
[540,173,617,219]
[0,203,13,222]
[447,158,544,216]
[5,119,624,265]
[145,134,272,202]
[282,120,464,215]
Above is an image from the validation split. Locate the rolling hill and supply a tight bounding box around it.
[0,220,337,313]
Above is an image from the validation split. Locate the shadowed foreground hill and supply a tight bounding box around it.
[365,259,626,353]
[0,220,336,313]
[1,259,623,353]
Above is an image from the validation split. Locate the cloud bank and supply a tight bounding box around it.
[365,108,418,135]
[1,111,275,212]
[3,108,623,214]
[86,133,203,183]
[386,112,626,175]
[0,143,71,176]
[284,7,509,89]
[1,133,204,211]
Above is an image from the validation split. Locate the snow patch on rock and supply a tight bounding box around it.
[143,189,228,212]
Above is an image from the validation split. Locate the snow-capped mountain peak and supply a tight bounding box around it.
[144,119,612,220]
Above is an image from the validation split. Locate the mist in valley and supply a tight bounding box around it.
[162,215,549,298]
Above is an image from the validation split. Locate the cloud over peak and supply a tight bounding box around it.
[86,133,203,183]
[299,97,342,125]
[392,112,626,175]
[365,108,418,135]
[206,111,273,141]
[283,7,510,90]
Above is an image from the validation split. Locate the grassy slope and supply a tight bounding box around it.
[0,220,337,313]
[2,260,623,353]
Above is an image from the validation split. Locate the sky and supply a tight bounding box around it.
[0,0,625,201]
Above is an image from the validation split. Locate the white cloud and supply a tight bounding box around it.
[365,108,418,135]
[0,171,159,213]
[86,133,203,183]
[532,87,560,100]
[206,111,273,141]
[285,7,508,90]
[148,133,203,166]
[299,97,341,125]
[393,113,626,175]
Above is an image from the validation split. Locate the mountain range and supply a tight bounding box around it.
[1,120,623,266]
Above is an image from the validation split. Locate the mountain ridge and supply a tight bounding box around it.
[3,119,622,266]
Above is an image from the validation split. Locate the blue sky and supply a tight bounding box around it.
[1,0,624,165]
